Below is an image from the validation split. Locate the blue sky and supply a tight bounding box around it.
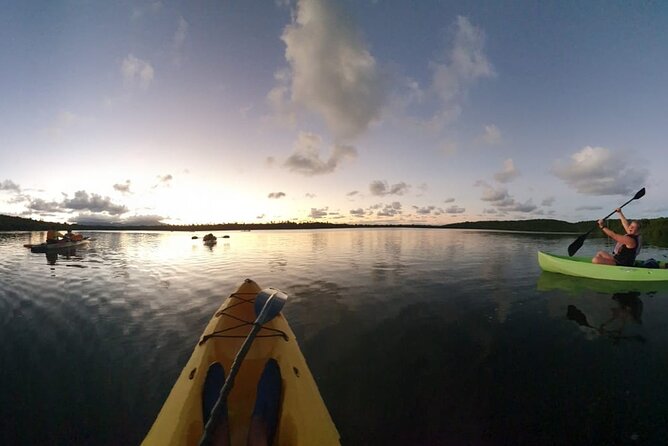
[1,0,666,225]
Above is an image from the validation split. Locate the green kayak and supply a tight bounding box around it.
[538,251,668,282]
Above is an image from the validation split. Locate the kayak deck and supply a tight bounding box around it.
[142,279,339,446]
[538,251,668,282]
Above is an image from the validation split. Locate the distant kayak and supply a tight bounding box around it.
[25,238,90,253]
[142,279,339,446]
[538,251,668,282]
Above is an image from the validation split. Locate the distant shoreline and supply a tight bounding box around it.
[2,214,667,247]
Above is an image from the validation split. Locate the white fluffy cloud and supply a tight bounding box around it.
[494,159,520,183]
[284,132,357,175]
[430,16,494,124]
[270,0,385,140]
[122,54,154,88]
[552,146,648,196]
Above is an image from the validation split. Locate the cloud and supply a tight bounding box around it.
[26,198,62,213]
[0,180,20,192]
[377,201,402,217]
[479,124,502,145]
[284,132,357,175]
[309,207,328,219]
[305,193,316,198]
[552,146,648,196]
[476,180,536,213]
[444,197,455,203]
[122,54,154,88]
[413,205,436,215]
[171,16,189,65]
[440,140,458,156]
[62,190,127,215]
[121,214,166,225]
[494,158,520,183]
[445,205,466,214]
[575,205,603,211]
[541,196,555,206]
[153,174,173,188]
[430,16,494,126]
[369,180,410,196]
[113,180,132,194]
[48,111,84,138]
[266,156,276,167]
[268,192,286,199]
[346,190,359,197]
[256,214,265,219]
[350,208,365,217]
[271,0,385,140]
[499,200,537,213]
[476,181,510,202]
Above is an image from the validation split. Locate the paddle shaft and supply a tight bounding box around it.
[583,196,636,237]
[199,294,277,446]
[567,188,645,256]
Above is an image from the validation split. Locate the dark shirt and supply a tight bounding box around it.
[614,234,639,266]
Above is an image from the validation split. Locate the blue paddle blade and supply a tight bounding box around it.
[254,288,288,324]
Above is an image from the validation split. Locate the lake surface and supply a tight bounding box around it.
[2,229,668,445]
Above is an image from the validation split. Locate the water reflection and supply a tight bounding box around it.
[567,293,646,344]
[44,248,85,266]
[537,271,668,295]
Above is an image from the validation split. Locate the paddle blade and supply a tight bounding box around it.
[254,288,288,324]
[633,187,645,200]
[567,234,587,257]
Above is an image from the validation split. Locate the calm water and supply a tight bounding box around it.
[2,229,668,445]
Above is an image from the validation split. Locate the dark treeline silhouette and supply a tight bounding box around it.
[3,214,668,246]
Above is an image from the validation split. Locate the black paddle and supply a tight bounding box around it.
[199,287,288,446]
[567,187,645,257]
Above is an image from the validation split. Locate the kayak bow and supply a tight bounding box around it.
[142,279,340,446]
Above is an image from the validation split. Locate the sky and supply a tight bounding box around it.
[1,0,667,226]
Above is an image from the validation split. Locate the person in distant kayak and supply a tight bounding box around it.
[62,229,83,242]
[592,208,641,266]
[46,229,63,244]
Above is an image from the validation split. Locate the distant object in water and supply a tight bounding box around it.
[192,236,199,240]
[203,233,217,245]
[222,235,230,239]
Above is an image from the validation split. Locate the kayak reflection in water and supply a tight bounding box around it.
[567,292,646,344]
[592,208,641,266]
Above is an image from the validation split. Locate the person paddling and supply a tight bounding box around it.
[62,229,84,242]
[46,229,63,244]
[592,208,641,266]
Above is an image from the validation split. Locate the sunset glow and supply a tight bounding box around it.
[2,1,667,225]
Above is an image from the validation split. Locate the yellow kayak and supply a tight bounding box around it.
[142,279,340,446]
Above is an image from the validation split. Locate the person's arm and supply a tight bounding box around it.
[599,220,636,249]
[616,208,631,234]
